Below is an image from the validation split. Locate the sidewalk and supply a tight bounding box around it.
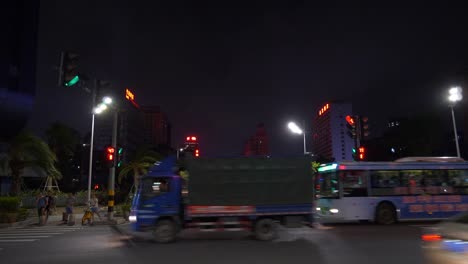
[0,207,127,228]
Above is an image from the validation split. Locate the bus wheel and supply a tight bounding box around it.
[153,220,177,243]
[254,218,276,241]
[376,202,396,225]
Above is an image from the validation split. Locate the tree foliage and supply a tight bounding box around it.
[1,131,61,195]
[118,148,163,193]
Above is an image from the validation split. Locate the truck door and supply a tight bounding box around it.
[138,177,180,226]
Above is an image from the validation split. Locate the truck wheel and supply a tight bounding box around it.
[254,218,276,241]
[375,202,396,225]
[153,220,177,243]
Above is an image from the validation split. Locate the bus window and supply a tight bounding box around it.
[421,170,454,194]
[447,170,468,194]
[401,170,425,195]
[342,170,368,197]
[370,170,401,196]
[316,172,339,198]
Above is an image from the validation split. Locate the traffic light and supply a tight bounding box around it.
[59,51,80,87]
[358,147,365,160]
[345,115,357,139]
[117,147,123,167]
[360,117,370,138]
[105,146,115,167]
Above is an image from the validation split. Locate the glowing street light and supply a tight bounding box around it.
[88,95,114,203]
[288,121,307,154]
[448,87,462,157]
[103,96,113,105]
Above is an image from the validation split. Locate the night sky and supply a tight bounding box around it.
[28,1,468,157]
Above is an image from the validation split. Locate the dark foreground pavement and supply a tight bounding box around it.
[0,222,432,264]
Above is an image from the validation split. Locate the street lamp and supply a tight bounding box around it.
[448,86,462,158]
[87,96,113,203]
[288,121,307,155]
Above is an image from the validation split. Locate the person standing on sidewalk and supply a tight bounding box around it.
[65,193,76,225]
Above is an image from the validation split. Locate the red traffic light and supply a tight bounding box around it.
[346,115,355,126]
[186,136,197,141]
[106,146,115,161]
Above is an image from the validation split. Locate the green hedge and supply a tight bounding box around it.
[0,197,21,212]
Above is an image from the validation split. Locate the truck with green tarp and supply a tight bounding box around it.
[130,155,315,243]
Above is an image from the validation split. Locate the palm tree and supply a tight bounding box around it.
[1,132,62,195]
[118,149,162,194]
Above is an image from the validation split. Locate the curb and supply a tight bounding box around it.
[0,217,37,229]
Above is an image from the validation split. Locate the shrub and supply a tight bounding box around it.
[16,208,30,221]
[0,197,21,213]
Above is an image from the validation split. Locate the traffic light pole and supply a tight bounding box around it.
[108,110,118,221]
[355,115,361,150]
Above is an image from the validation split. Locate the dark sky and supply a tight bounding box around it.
[28,0,468,156]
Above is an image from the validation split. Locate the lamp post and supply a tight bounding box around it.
[448,87,462,158]
[288,121,307,155]
[87,95,113,203]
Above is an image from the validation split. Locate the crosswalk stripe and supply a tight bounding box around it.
[0,236,50,239]
[0,232,62,235]
[0,225,84,246]
[0,239,38,242]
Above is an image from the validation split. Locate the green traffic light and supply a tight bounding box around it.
[118,148,123,155]
[352,148,356,153]
[65,75,80,87]
[117,161,122,167]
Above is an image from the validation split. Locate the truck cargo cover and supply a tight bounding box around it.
[186,157,314,206]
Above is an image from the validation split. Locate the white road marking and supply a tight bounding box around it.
[0,236,50,239]
[0,239,38,242]
[0,232,62,235]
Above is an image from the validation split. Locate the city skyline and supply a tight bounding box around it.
[26,1,468,157]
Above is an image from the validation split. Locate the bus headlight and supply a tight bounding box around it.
[329,208,339,214]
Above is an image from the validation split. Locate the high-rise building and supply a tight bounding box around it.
[141,106,171,149]
[0,1,40,193]
[312,102,354,161]
[244,123,269,157]
[0,0,39,141]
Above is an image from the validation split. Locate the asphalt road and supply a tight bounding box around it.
[0,222,432,264]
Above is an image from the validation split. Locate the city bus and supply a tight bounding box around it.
[315,157,468,224]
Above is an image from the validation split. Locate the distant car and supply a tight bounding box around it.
[422,212,468,264]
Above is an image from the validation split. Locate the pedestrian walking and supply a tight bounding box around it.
[36,193,47,226]
[89,194,101,223]
[65,193,76,225]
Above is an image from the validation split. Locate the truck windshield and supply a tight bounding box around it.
[141,177,170,199]
[316,171,339,198]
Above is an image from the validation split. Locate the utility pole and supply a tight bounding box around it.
[108,110,118,221]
